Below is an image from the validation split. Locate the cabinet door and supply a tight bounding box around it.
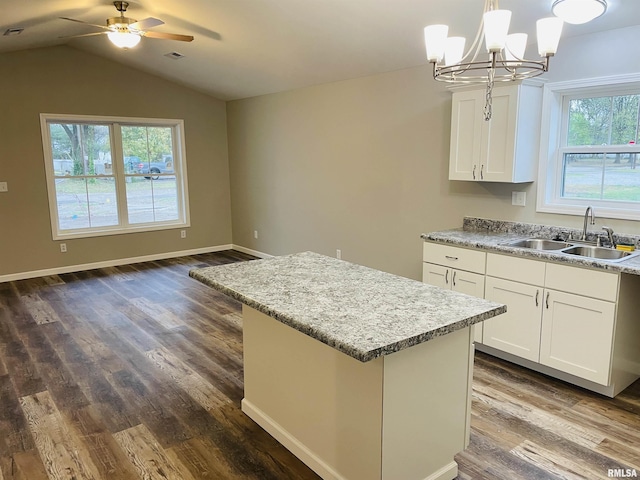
[480,85,518,182]
[451,270,486,343]
[484,276,542,362]
[540,290,615,385]
[422,263,450,290]
[449,90,483,181]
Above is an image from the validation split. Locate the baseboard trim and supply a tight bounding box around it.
[231,245,273,258]
[241,398,344,480]
[0,244,234,283]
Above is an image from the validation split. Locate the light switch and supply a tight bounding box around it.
[0,182,7,192]
[512,191,526,206]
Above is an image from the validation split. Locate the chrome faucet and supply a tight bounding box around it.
[602,226,616,248]
[581,206,595,241]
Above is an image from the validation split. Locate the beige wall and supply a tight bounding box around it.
[0,46,232,277]
[227,26,640,281]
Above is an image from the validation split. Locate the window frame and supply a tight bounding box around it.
[40,113,190,240]
[537,73,640,221]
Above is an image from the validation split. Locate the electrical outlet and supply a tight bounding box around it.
[0,182,7,192]
[254,230,259,239]
[180,230,186,238]
[336,249,342,259]
[60,243,67,253]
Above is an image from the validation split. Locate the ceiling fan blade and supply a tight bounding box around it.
[59,31,107,39]
[129,17,164,31]
[59,17,110,31]
[143,31,194,42]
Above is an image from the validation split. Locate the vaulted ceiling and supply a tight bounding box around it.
[1,0,636,100]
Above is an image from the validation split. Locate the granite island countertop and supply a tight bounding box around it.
[189,251,505,362]
[423,217,640,275]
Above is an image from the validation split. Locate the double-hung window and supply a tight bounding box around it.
[538,75,640,220]
[40,114,190,239]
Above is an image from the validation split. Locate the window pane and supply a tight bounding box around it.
[561,153,605,199]
[602,153,640,202]
[562,152,640,202]
[568,95,640,146]
[126,176,179,224]
[55,177,91,230]
[87,178,119,227]
[121,126,175,177]
[54,177,119,229]
[49,123,111,175]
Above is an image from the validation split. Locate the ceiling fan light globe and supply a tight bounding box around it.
[107,31,141,48]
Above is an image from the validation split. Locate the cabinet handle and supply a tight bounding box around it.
[445,269,449,285]
[535,290,539,307]
[452,271,457,287]
[472,165,476,180]
[480,164,484,180]
[545,292,550,309]
[445,255,459,261]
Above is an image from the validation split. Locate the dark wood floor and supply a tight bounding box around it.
[0,251,638,480]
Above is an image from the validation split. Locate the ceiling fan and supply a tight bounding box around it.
[60,1,194,49]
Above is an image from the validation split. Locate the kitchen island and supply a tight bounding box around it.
[190,251,505,480]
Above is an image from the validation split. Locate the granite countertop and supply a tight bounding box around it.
[189,251,505,362]
[423,217,640,275]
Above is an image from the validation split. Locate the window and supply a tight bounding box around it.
[40,114,190,239]
[538,74,640,220]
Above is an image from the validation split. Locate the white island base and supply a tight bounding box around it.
[241,305,475,480]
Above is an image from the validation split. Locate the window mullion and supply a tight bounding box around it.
[111,124,129,227]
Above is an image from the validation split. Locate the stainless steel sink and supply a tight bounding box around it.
[506,238,574,250]
[561,245,638,261]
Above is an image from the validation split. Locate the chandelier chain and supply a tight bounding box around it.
[484,64,494,121]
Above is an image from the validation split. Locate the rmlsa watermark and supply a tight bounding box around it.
[608,468,638,478]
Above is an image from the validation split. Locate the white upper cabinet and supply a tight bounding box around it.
[449,82,542,183]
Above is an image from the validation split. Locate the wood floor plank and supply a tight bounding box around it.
[1,250,639,480]
[20,391,101,480]
[144,347,231,411]
[17,293,60,325]
[9,450,49,480]
[113,424,196,480]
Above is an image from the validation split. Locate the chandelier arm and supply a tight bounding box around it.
[460,0,489,64]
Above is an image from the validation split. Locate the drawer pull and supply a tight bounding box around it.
[535,290,539,307]
[473,165,476,180]
[445,255,459,261]
[452,270,457,287]
[445,269,449,285]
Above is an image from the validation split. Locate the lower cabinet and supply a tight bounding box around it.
[423,243,640,396]
[540,289,615,385]
[483,276,542,363]
[422,243,487,343]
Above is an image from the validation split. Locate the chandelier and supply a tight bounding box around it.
[424,0,564,120]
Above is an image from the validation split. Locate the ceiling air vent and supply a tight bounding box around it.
[164,51,185,60]
[4,27,24,36]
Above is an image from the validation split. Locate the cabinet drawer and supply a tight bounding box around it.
[423,243,486,274]
[545,263,618,302]
[486,253,545,286]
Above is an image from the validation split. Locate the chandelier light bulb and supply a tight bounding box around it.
[444,36,466,67]
[424,24,449,62]
[483,9,512,52]
[552,0,607,25]
[536,17,564,57]
[505,33,528,62]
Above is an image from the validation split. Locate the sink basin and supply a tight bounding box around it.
[506,238,573,250]
[561,245,637,261]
